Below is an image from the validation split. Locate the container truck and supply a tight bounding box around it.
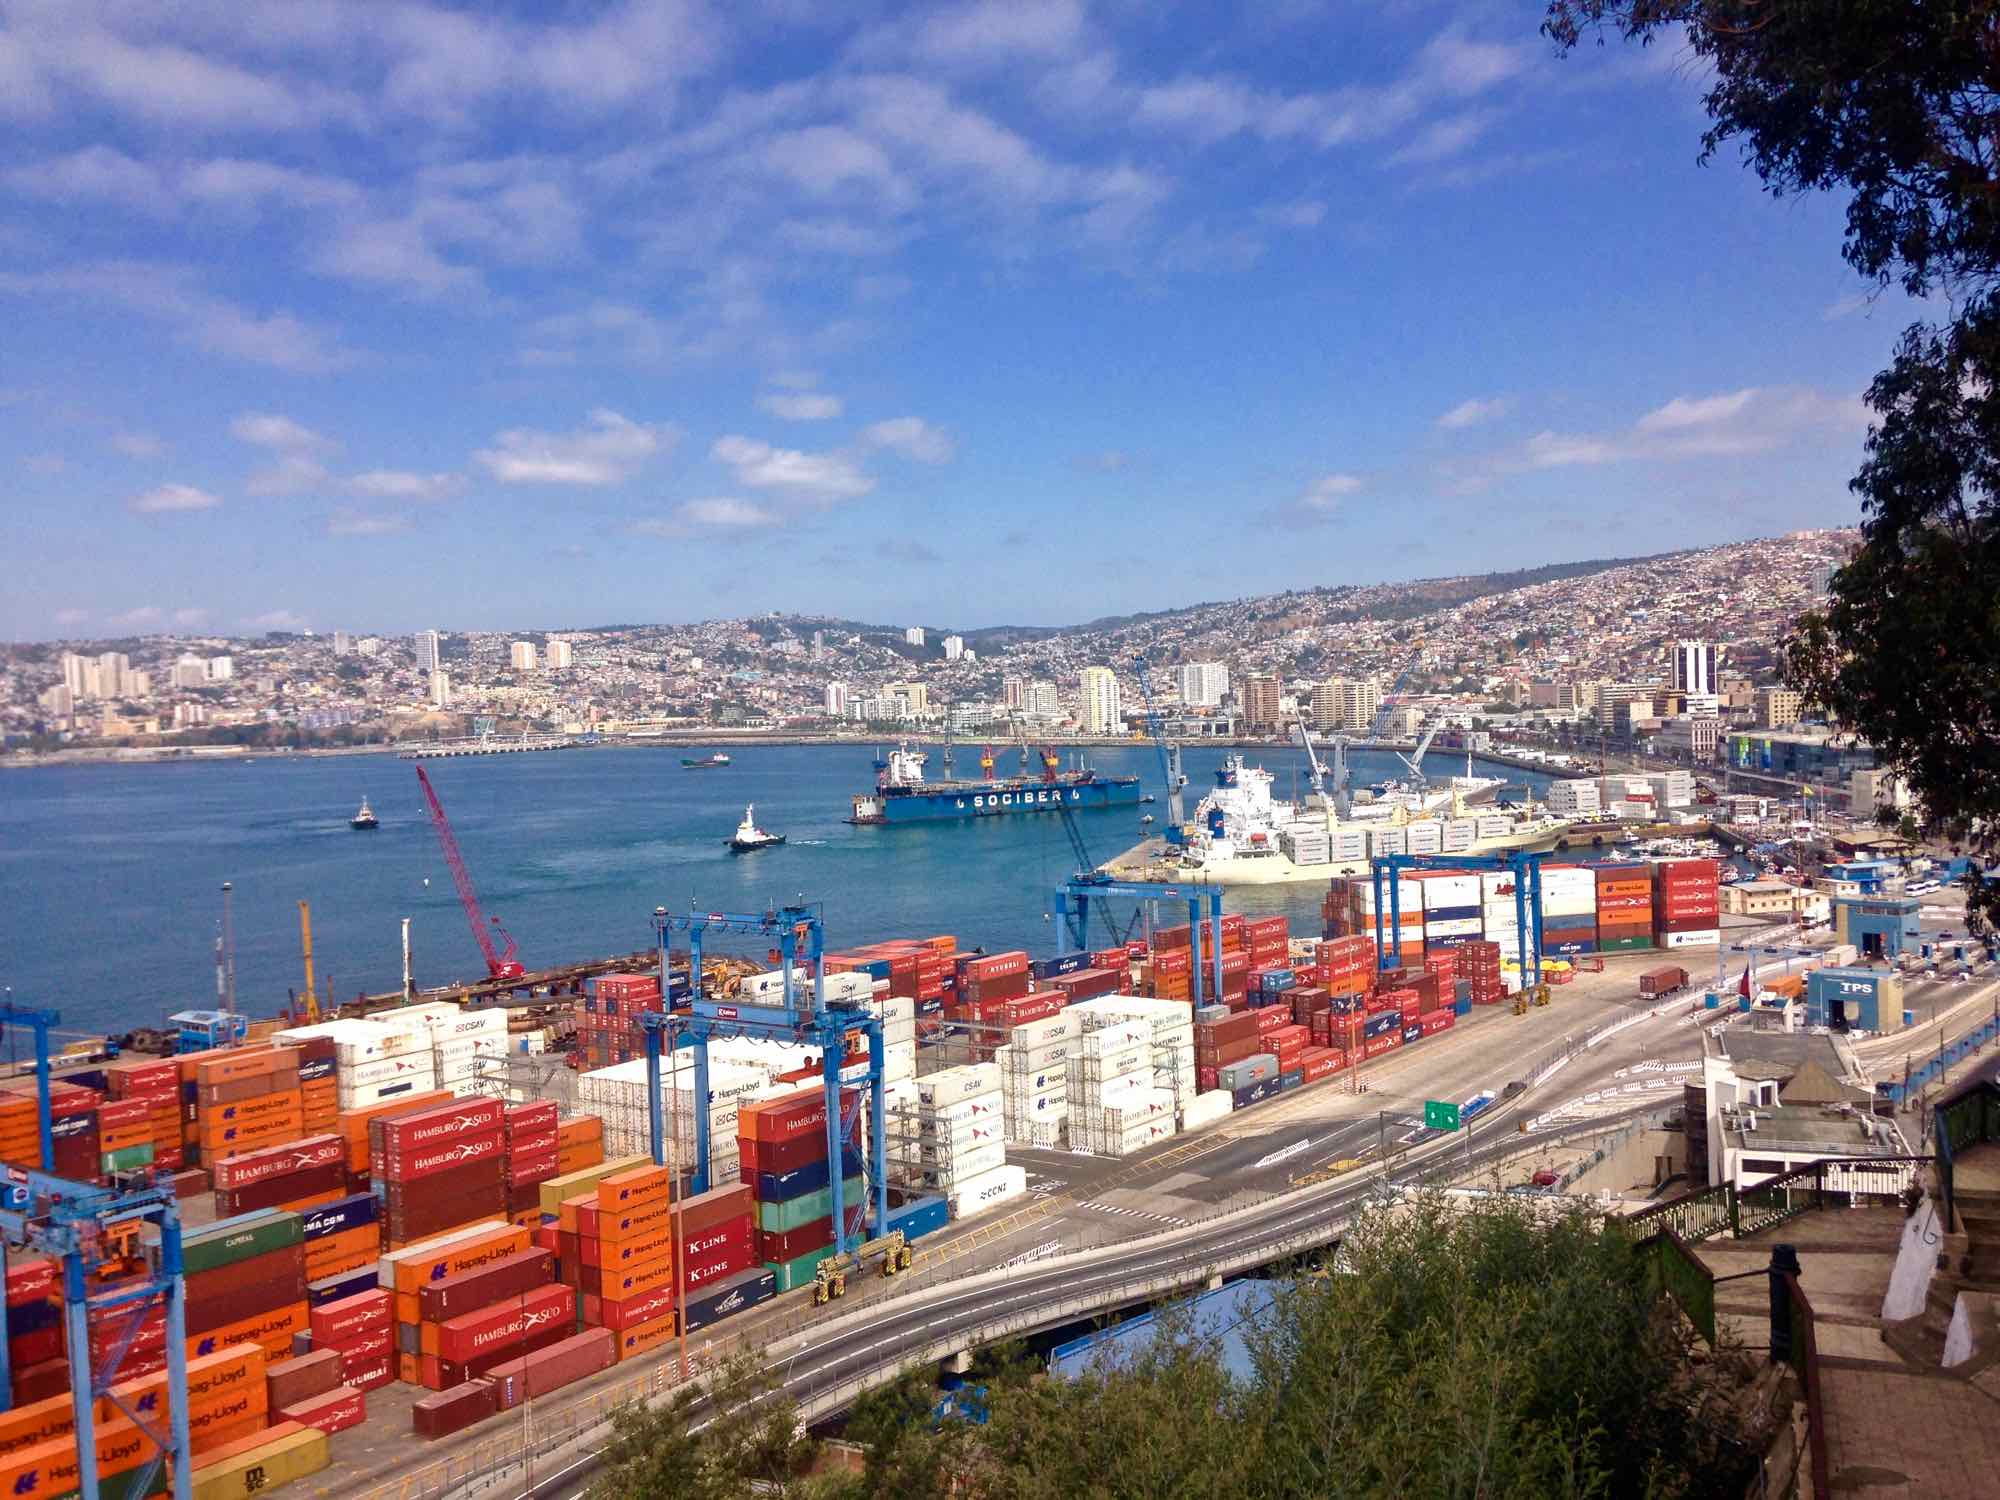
[1638,965,1689,998]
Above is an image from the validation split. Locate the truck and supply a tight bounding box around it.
[1639,965,1689,998]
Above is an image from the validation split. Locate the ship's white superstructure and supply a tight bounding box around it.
[1155,754,1574,886]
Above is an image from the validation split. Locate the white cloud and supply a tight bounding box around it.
[246,455,330,495]
[109,605,165,629]
[914,0,1086,65]
[4,146,173,214]
[0,260,351,372]
[683,497,781,526]
[1633,389,1758,434]
[23,453,65,476]
[862,416,955,463]
[476,409,675,485]
[246,609,310,631]
[349,470,465,501]
[171,608,208,627]
[327,507,411,537]
[231,412,332,451]
[131,483,221,514]
[757,392,844,421]
[1301,473,1363,511]
[1389,109,1497,166]
[1446,385,1870,490]
[711,434,875,502]
[1438,397,1507,430]
[53,607,88,628]
[113,431,164,458]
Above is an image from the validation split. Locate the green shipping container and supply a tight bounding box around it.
[101,1144,155,1174]
[1598,935,1656,953]
[756,1177,865,1235]
[182,1209,303,1276]
[767,1245,838,1293]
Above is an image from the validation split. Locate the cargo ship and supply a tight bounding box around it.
[1113,753,1574,886]
[849,742,1141,825]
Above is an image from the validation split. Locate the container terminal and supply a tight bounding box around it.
[0,844,1987,1500]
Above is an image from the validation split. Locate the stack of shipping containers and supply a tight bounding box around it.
[1539,866,1599,957]
[1594,864,1655,952]
[1417,872,1481,952]
[740,1087,866,1292]
[1653,859,1722,949]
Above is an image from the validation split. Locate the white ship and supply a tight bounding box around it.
[1112,725,1576,886]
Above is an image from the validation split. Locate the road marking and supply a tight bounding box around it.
[1252,1137,1314,1170]
[1075,1201,1188,1227]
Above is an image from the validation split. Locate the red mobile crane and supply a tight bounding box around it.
[414,764,526,980]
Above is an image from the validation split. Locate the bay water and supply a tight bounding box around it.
[0,744,1553,1039]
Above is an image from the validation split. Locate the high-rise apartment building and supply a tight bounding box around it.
[1242,674,1284,732]
[429,669,450,708]
[1178,662,1229,708]
[1080,667,1122,735]
[1003,677,1027,711]
[61,652,97,699]
[825,682,848,717]
[38,683,73,719]
[1024,680,1059,718]
[171,655,209,690]
[903,627,925,647]
[943,635,964,661]
[1671,640,1717,697]
[510,641,538,671]
[1304,677,1379,733]
[890,682,928,716]
[1756,687,1804,728]
[207,656,233,682]
[545,639,574,670]
[416,630,442,672]
[333,631,354,656]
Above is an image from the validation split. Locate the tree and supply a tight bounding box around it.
[1545,2,2000,925]
[590,1353,821,1500]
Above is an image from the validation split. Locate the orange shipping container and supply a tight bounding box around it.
[189,1303,308,1362]
[614,1311,678,1362]
[388,1224,528,1294]
[195,1049,298,1088]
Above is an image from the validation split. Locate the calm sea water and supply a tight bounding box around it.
[0,744,1553,1038]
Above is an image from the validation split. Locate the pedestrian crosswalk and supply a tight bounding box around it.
[1077,1200,1188,1227]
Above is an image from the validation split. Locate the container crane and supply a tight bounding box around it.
[1394,718,1446,790]
[414,764,526,981]
[297,899,321,1023]
[1132,658,1188,844]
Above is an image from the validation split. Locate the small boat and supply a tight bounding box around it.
[1141,813,1156,825]
[1139,794,1156,804]
[350,796,379,831]
[683,753,731,770]
[727,804,785,854]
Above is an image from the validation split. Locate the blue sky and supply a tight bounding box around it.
[0,1,1917,640]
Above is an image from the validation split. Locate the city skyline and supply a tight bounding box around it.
[2,3,1913,641]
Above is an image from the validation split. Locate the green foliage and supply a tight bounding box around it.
[824,1197,1762,1500]
[590,1353,821,1500]
[1545,3,2000,926]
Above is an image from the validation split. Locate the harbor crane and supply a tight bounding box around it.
[1303,640,1429,817]
[414,764,526,981]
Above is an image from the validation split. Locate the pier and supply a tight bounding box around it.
[397,732,574,759]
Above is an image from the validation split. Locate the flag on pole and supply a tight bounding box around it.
[1738,965,1752,999]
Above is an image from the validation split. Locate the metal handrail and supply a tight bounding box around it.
[1782,1271,1830,1500]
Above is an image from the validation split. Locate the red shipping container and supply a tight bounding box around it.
[419,1249,554,1324]
[437,1283,575,1366]
[503,1101,559,1137]
[486,1329,617,1409]
[309,1289,391,1349]
[376,1097,506,1160]
[1363,1032,1402,1059]
[277,1385,366,1436]
[379,1130,504,1185]
[413,1378,496,1439]
[508,1148,561,1188]
[209,1135,346,1192]
[341,1339,396,1392]
[682,1228,756,1291]
[6,1258,56,1307]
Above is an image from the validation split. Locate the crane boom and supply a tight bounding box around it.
[414,764,526,980]
[1132,659,1187,842]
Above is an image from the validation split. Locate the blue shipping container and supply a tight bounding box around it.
[1232,1077,1281,1110]
[1033,952,1090,980]
[885,1194,950,1242]
[1363,1011,1401,1040]
[1279,1069,1304,1092]
[1402,1023,1424,1045]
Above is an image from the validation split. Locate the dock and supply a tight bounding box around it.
[397,733,574,759]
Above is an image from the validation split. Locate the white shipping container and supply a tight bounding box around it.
[1179,1090,1233,1131]
[1662,929,1721,949]
[924,1142,1007,1185]
[923,1092,1004,1127]
[1421,875,1481,909]
[337,1077,441,1111]
[1475,816,1511,838]
[1405,821,1443,854]
[341,1053,438,1091]
[948,1163,1028,1219]
[430,1008,510,1042]
[918,1063,1003,1106]
[1283,841,1332,866]
[1439,821,1475,853]
[1081,1021,1152,1054]
[1010,1014,1082,1049]
[1368,828,1409,856]
[1424,917,1482,939]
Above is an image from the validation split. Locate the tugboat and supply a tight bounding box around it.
[350,795,379,831]
[727,804,785,854]
[682,753,731,770]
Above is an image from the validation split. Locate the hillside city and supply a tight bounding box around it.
[4,528,1858,788]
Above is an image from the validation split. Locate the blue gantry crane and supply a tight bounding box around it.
[639,906,888,1260]
[0,1005,195,1500]
[1051,877,1227,1008]
[1370,851,1548,988]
